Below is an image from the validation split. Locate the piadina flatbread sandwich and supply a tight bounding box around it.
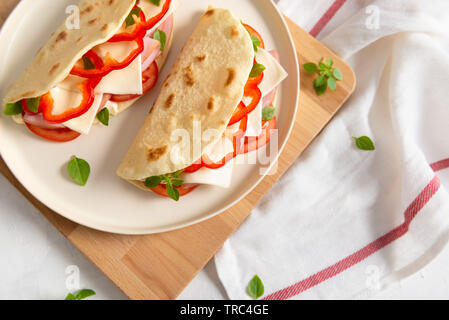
[2,0,177,142]
[117,7,288,201]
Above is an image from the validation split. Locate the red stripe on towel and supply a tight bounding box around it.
[310,0,347,37]
[263,176,441,300]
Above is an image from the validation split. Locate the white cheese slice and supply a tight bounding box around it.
[256,48,288,97]
[241,49,287,138]
[182,160,235,188]
[57,56,143,96]
[104,100,119,116]
[46,86,103,135]
[181,136,235,188]
[246,100,262,137]
[58,40,144,95]
[94,41,143,95]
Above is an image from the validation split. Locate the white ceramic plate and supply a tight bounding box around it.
[0,0,299,234]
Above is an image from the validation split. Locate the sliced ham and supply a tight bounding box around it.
[142,14,174,72]
[22,113,66,129]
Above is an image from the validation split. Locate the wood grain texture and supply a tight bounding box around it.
[0,2,355,300]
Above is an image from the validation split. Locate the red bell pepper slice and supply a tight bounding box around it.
[109,6,147,42]
[201,115,248,170]
[71,0,170,79]
[109,0,171,42]
[228,84,262,126]
[184,115,249,173]
[70,35,145,79]
[40,77,101,124]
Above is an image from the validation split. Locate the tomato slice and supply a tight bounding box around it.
[244,23,265,50]
[243,117,277,154]
[110,61,159,102]
[24,121,80,143]
[150,184,198,198]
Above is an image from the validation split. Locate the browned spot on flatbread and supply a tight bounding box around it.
[76,36,83,43]
[230,25,239,37]
[225,68,236,87]
[55,31,67,43]
[165,94,175,109]
[49,63,61,75]
[108,0,115,5]
[38,50,47,63]
[195,55,206,62]
[101,24,108,31]
[147,146,167,162]
[88,18,98,25]
[205,9,215,16]
[149,101,156,114]
[207,97,215,111]
[183,65,195,87]
[81,5,94,15]
[20,90,36,98]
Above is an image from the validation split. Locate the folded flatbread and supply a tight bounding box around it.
[3,0,176,136]
[117,8,254,183]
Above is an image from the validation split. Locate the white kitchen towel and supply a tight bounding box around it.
[215,0,449,300]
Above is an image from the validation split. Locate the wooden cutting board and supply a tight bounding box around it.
[0,1,355,299]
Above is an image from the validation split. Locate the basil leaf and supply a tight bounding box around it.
[148,0,161,5]
[96,108,109,126]
[247,275,264,299]
[25,97,40,113]
[153,29,167,51]
[333,68,343,81]
[306,57,342,96]
[314,75,326,87]
[262,106,277,121]
[166,183,180,201]
[67,156,91,186]
[250,63,266,78]
[303,63,317,74]
[353,136,375,151]
[171,179,184,187]
[328,77,337,91]
[65,293,76,300]
[251,35,261,52]
[319,61,329,70]
[314,74,328,95]
[125,8,142,27]
[145,176,162,188]
[75,289,96,300]
[83,56,95,70]
[3,101,23,115]
[173,170,184,178]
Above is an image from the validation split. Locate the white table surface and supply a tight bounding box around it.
[1,173,449,300]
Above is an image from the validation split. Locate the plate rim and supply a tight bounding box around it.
[0,0,300,235]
